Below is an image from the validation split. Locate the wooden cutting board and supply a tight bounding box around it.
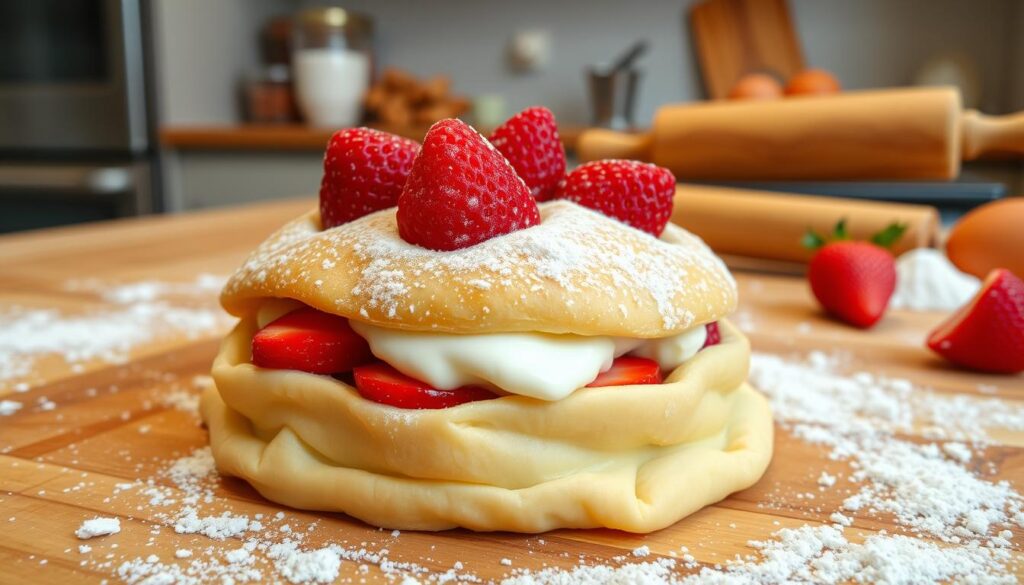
[689,0,805,99]
[1,199,1023,583]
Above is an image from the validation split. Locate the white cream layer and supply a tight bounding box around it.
[349,321,707,401]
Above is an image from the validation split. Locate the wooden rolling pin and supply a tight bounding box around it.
[672,185,940,263]
[579,87,1024,180]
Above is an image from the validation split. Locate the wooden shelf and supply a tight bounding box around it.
[161,123,585,151]
[161,125,352,151]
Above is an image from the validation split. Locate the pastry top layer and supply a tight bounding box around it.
[221,200,737,337]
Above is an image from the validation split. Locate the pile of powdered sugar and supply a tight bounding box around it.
[890,248,980,311]
[0,275,230,385]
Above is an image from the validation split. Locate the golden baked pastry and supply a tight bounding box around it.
[201,201,773,533]
[221,201,738,338]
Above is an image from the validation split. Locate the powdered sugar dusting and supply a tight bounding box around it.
[502,351,1024,584]
[0,275,230,388]
[222,201,736,335]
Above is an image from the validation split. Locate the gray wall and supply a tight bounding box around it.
[154,0,1022,127]
[152,0,284,125]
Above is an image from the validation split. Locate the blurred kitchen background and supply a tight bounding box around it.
[2,0,1023,232]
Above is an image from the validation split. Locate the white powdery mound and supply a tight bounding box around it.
[0,400,22,416]
[267,542,342,584]
[890,248,980,311]
[75,517,121,539]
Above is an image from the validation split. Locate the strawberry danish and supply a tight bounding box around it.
[200,109,773,533]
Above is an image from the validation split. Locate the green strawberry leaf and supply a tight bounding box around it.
[831,218,849,240]
[870,222,908,248]
[801,228,826,250]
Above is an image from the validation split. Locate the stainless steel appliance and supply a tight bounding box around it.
[0,0,159,233]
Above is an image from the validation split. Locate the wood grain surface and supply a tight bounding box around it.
[689,0,805,100]
[1,199,1022,583]
[160,125,585,152]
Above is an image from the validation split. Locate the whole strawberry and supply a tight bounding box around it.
[397,118,540,251]
[556,160,675,236]
[927,268,1024,374]
[488,106,566,201]
[319,128,420,229]
[805,220,906,328]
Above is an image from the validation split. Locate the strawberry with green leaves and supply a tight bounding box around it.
[803,220,907,328]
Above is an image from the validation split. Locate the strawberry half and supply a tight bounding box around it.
[353,362,497,409]
[397,118,541,251]
[556,160,675,236]
[586,356,663,388]
[252,307,373,374]
[702,322,721,348]
[807,241,896,328]
[927,268,1024,374]
[319,127,420,229]
[488,106,566,201]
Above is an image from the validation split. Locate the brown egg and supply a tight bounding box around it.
[728,73,783,100]
[946,198,1024,279]
[784,69,841,96]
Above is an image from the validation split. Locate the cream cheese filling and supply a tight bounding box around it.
[349,320,707,401]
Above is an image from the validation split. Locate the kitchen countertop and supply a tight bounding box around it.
[160,124,585,151]
[1,200,1023,582]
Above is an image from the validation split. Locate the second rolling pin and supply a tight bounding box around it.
[579,87,1024,180]
[671,185,940,263]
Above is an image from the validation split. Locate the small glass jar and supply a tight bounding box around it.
[292,7,374,128]
[243,64,298,124]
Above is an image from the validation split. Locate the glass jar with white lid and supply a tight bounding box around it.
[292,7,373,128]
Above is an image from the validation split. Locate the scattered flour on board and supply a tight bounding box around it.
[91,447,468,585]
[0,275,230,385]
[11,290,1020,585]
[890,248,980,311]
[502,351,1024,584]
[65,274,226,304]
[45,349,1024,584]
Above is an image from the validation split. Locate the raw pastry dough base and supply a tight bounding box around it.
[201,319,773,533]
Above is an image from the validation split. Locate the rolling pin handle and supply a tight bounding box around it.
[576,129,653,162]
[961,109,1024,160]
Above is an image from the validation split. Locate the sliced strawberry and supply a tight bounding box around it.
[353,362,497,409]
[556,160,675,236]
[396,118,541,251]
[488,106,566,201]
[586,356,663,388]
[807,241,896,328]
[319,127,420,229]
[252,307,373,374]
[702,321,721,348]
[927,268,1024,374]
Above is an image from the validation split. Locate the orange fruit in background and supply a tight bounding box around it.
[784,69,841,96]
[945,198,1024,280]
[728,73,783,100]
